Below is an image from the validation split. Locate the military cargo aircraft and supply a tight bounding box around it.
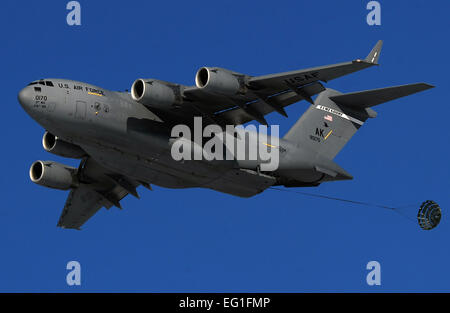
[18,40,433,229]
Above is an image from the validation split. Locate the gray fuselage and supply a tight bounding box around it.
[18,79,322,197]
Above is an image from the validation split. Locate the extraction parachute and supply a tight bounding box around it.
[269,187,442,231]
[417,200,442,230]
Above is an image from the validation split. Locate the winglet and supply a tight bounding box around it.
[365,40,383,64]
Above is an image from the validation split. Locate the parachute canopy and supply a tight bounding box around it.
[417,200,441,230]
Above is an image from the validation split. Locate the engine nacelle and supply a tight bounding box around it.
[195,67,246,95]
[29,160,76,190]
[42,131,86,158]
[131,79,181,109]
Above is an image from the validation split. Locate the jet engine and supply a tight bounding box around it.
[42,131,86,158]
[131,79,181,109]
[29,160,77,190]
[195,67,246,95]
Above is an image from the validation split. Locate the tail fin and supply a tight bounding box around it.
[284,83,434,160]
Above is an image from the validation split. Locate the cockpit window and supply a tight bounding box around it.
[27,80,55,87]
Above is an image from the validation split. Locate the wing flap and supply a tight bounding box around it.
[216,82,325,125]
[57,185,109,230]
[57,158,141,230]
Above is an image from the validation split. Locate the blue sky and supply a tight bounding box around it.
[0,0,449,292]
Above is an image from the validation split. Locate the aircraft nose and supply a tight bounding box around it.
[18,87,32,110]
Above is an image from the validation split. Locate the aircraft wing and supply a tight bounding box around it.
[57,158,142,230]
[180,41,383,126]
[247,40,383,92]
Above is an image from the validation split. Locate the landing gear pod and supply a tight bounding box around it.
[417,200,442,230]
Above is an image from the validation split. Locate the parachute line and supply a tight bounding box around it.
[268,188,441,230]
[269,187,399,210]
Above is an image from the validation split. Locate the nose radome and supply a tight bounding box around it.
[18,87,32,109]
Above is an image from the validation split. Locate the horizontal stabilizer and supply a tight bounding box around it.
[329,83,434,108]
